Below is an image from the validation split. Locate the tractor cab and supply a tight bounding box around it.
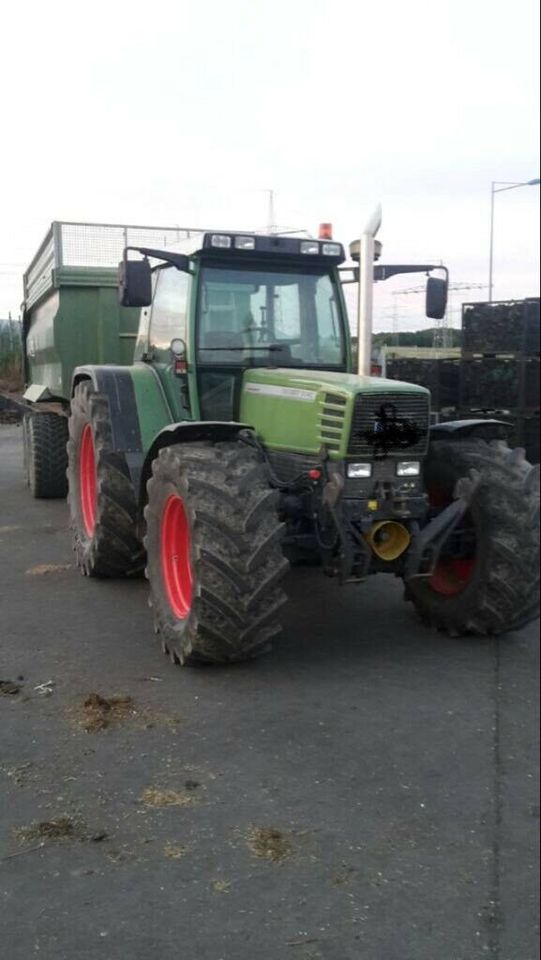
[124,232,350,422]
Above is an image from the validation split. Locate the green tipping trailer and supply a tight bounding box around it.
[20,221,203,496]
[22,221,200,402]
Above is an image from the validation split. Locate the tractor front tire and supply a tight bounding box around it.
[405,439,540,636]
[67,381,145,578]
[24,412,68,498]
[144,441,289,665]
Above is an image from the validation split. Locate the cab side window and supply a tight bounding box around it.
[149,266,190,352]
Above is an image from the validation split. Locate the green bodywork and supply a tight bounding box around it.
[124,362,429,468]
[239,368,428,459]
[24,268,140,401]
[130,363,175,451]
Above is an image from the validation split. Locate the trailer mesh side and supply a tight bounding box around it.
[23,221,205,308]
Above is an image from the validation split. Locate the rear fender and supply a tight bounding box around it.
[71,364,173,498]
[429,418,512,443]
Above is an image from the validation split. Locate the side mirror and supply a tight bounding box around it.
[426,275,448,320]
[118,256,152,307]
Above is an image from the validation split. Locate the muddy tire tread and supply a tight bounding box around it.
[26,412,69,499]
[144,440,288,665]
[406,439,540,636]
[67,382,144,578]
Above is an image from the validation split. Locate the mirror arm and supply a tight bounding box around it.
[340,265,449,284]
[373,264,448,282]
[124,246,191,272]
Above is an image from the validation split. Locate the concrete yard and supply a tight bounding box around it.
[0,422,539,960]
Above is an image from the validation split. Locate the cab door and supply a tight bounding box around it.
[146,265,192,420]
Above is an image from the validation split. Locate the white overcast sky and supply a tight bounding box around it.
[1,0,539,331]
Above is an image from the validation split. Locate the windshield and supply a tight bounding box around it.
[196,265,346,368]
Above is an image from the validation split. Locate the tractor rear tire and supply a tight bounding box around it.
[24,412,68,498]
[405,439,540,636]
[67,381,145,578]
[144,440,289,665]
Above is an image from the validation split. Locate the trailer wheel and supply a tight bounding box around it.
[67,381,145,577]
[24,412,68,498]
[144,440,289,665]
[405,440,540,635]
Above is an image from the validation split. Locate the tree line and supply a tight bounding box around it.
[0,318,23,388]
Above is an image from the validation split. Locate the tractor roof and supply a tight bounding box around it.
[164,231,346,266]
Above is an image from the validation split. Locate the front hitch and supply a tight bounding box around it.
[404,470,481,581]
[317,471,373,582]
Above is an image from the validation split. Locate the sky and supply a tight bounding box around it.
[0,0,539,332]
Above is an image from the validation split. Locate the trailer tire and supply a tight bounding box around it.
[25,412,69,498]
[144,440,289,665]
[405,439,540,636]
[22,415,30,487]
[67,381,145,578]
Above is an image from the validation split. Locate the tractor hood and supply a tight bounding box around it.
[239,368,430,459]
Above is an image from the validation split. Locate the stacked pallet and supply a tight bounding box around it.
[459,298,540,463]
[385,358,460,414]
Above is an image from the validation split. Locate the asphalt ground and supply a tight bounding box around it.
[0,423,539,960]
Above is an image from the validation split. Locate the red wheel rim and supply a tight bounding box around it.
[161,494,193,619]
[428,557,476,596]
[426,484,476,596]
[80,424,97,537]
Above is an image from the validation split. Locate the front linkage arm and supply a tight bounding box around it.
[317,472,373,583]
[404,470,482,582]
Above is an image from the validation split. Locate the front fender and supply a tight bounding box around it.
[429,418,512,443]
[138,420,254,513]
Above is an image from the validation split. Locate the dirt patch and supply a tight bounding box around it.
[69,693,181,733]
[15,817,82,844]
[25,563,72,576]
[164,843,188,859]
[76,693,136,732]
[141,787,200,808]
[0,525,22,534]
[211,879,231,894]
[246,827,293,863]
[331,863,355,886]
[0,680,22,696]
[14,817,107,847]
[0,391,22,424]
[1,761,34,786]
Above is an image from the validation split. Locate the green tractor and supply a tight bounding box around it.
[21,219,540,664]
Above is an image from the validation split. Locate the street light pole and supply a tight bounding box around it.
[488,178,540,302]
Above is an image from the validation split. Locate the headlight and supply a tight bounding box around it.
[234,235,255,250]
[396,461,421,477]
[210,234,232,248]
[300,241,319,255]
[322,243,341,256]
[347,462,373,479]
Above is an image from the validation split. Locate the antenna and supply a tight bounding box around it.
[267,189,276,235]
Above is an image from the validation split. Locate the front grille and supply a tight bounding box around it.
[348,392,430,456]
[317,393,347,452]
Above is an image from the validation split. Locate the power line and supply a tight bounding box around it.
[390,281,488,348]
